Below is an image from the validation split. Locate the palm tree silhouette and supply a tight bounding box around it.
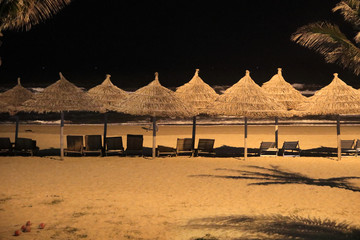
[291,0,360,75]
[0,0,72,65]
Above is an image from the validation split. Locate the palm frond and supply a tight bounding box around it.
[333,0,360,28]
[291,21,360,75]
[0,0,71,31]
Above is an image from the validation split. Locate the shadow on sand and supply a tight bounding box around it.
[213,145,345,158]
[191,165,360,192]
[187,214,360,240]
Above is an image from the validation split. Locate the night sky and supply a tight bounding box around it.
[1,0,359,90]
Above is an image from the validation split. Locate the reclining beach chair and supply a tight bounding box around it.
[176,138,194,156]
[282,141,301,157]
[156,145,176,157]
[195,139,215,156]
[14,138,39,156]
[126,134,143,156]
[64,135,83,156]
[259,141,278,157]
[341,139,356,156]
[0,137,13,155]
[105,136,124,156]
[83,135,103,156]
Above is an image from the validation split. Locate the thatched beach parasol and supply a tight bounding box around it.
[262,68,307,110]
[88,74,128,109]
[21,72,103,159]
[0,78,34,108]
[0,100,12,113]
[300,73,360,160]
[0,78,34,141]
[111,72,193,158]
[213,70,289,159]
[261,68,308,147]
[88,74,128,149]
[175,69,219,151]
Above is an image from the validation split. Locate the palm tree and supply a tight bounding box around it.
[0,0,71,65]
[291,0,360,75]
[0,0,71,31]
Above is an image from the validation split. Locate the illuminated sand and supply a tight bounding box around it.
[0,124,360,239]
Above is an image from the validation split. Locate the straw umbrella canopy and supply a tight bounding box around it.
[261,68,308,147]
[300,73,360,160]
[0,77,34,141]
[0,99,12,113]
[88,74,128,109]
[88,74,129,149]
[175,69,219,151]
[0,78,34,109]
[21,72,103,159]
[262,68,307,110]
[111,72,194,158]
[213,70,289,159]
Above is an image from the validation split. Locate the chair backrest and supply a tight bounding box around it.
[126,135,143,150]
[0,138,12,149]
[15,138,35,150]
[106,137,123,151]
[260,141,275,150]
[177,138,193,151]
[85,135,102,151]
[198,139,215,151]
[341,140,355,149]
[66,135,83,151]
[282,141,299,150]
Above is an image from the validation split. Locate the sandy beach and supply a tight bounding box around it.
[0,123,360,239]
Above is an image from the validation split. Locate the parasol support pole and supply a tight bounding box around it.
[275,117,278,149]
[60,111,64,160]
[244,117,248,160]
[192,116,196,157]
[337,115,341,161]
[103,112,108,156]
[152,116,156,158]
[15,115,19,144]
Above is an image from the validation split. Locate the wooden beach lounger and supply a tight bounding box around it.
[176,138,194,156]
[64,135,83,156]
[14,138,39,156]
[341,139,357,156]
[259,141,278,157]
[105,137,124,156]
[126,134,143,156]
[83,135,103,156]
[282,141,301,157]
[195,139,215,156]
[0,137,13,155]
[156,145,176,157]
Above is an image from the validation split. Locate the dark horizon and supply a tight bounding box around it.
[1,0,360,90]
